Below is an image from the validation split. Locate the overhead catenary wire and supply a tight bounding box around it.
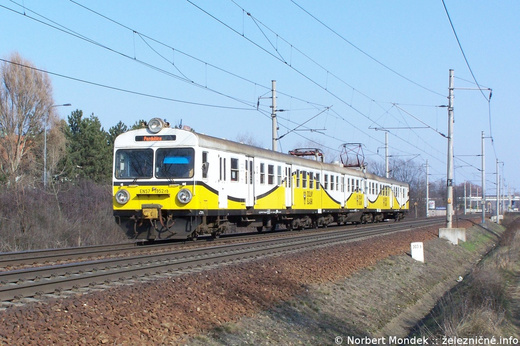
[3,1,457,176]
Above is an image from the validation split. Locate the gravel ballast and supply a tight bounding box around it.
[0,219,494,344]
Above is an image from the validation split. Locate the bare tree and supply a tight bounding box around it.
[0,52,55,185]
[236,132,264,148]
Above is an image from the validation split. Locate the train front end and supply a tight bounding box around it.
[112,118,201,240]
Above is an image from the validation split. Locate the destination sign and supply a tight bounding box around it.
[135,135,176,142]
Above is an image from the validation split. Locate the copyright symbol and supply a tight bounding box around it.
[335,336,343,345]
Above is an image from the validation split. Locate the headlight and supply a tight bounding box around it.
[115,189,130,205]
[148,117,165,133]
[177,189,192,204]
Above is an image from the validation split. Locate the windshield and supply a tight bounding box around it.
[115,149,153,179]
[156,148,194,178]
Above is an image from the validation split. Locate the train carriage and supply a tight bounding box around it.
[113,118,409,240]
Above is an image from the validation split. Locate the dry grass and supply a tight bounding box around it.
[0,180,126,252]
[413,214,520,339]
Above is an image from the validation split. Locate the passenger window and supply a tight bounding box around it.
[268,164,274,184]
[231,158,239,182]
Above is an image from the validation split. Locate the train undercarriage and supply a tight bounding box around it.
[114,208,406,241]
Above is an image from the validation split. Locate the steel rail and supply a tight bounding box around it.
[0,218,443,303]
[0,217,443,269]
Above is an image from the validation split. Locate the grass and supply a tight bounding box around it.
[411,215,520,339]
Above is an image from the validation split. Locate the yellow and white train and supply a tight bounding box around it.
[113,118,409,240]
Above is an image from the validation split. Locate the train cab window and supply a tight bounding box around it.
[260,163,265,184]
[115,149,153,179]
[355,179,359,191]
[302,171,307,188]
[156,148,194,179]
[268,164,274,185]
[315,173,320,190]
[341,177,345,192]
[277,166,282,185]
[309,172,314,189]
[296,170,300,188]
[330,175,334,190]
[231,158,239,182]
[336,176,339,191]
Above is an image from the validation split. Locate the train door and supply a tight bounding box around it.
[245,157,254,207]
[218,155,228,208]
[285,165,292,208]
[363,178,369,208]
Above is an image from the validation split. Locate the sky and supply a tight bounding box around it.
[1,0,519,195]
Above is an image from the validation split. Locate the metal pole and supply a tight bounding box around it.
[43,113,47,188]
[464,181,467,215]
[496,158,500,223]
[426,159,429,218]
[44,103,71,188]
[385,131,389,178]
[446,69,454,229]
[481,131,486,224]
[271,80,277,152]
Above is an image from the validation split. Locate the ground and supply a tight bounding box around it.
[0,219,505,345]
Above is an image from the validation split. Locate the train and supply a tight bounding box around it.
[112,118,409,240]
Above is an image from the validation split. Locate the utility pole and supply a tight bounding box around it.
[446,69,454,229]
[496,158,500,223]
[481,131,486,224]
[385,131,389,178]
[464,181,467,215]
[271,80,278,152]
[425,159,429,218]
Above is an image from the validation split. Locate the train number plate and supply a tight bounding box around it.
[142,208,159,219]
[138,188,169,194]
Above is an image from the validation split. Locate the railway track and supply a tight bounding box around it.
[0,217,444,309]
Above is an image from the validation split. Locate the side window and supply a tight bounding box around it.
[296,170,300,188]
[260,163,265,184]
[268,164,274,185]
[302,171,308,188]
[231,158,239,182]
[316,173,320,190]
[277,166,282,185]
[324,174,328,190]
[309,172,314,189]
[202,151,209,179]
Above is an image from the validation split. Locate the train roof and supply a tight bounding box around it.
[114,125,408,187]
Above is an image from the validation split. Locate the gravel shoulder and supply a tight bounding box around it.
[0,219,499,345]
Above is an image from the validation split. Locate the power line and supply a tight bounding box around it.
[0,58,257,111]
[441,0,498,161]
[289,0,446,98]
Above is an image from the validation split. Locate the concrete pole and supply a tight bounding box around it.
[271,80,277,152]
[385,131,389,178]
[481,131,486,224]
[426,159,429,218]
[446,69,454,229]
[496,159,500,223]
[464,181,467,215]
